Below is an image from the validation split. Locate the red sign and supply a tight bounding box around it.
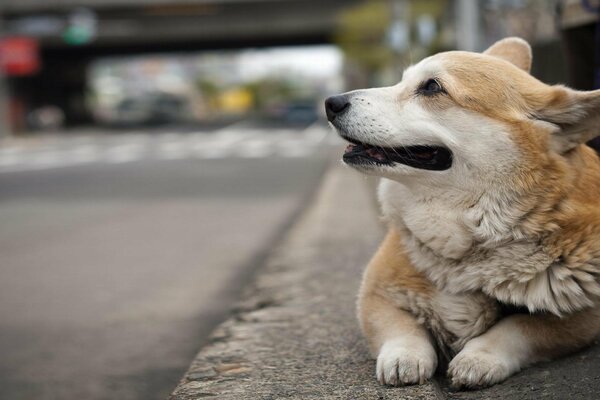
[0,37,41,76]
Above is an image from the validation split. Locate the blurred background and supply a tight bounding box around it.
[0,1,597,399]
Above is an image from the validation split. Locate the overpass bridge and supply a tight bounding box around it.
[1,0,360,126]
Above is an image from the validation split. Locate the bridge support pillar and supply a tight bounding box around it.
[7,52,92,130]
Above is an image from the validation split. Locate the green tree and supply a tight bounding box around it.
[196,79,220,111]
[334,1,393,84]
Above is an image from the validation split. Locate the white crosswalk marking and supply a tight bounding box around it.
[105,143,146,164]
[0,152,20,168]
[0,122,338,173]
[237,138,273,158]
[156,140,192,160]
[68,145,101,164]
[28,151,62,168]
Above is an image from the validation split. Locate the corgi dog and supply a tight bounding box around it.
[325,37,600,388]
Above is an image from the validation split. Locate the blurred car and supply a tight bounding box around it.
[113,92,188,126]
[264,100,319,125]
[282,101,319,125]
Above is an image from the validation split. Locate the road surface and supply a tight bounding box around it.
[0,121,339,400]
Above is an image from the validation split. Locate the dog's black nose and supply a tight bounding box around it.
[325,95,350,121]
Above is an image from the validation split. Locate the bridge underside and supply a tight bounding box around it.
[3,0,359,126]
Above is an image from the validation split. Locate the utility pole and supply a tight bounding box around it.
[0,5,10,139]
[0,72,9,140]
[386,0,410,84]
[455,0,480,51]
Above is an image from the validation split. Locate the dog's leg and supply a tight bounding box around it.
[361,292,438,386]
[358,228,437,386]
[448,306,600,388]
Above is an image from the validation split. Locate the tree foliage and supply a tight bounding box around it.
[334,1,393,75]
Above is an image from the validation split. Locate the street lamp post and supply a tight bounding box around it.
[0,69,9,139]
[0,7,10,139]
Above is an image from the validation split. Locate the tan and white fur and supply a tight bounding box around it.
[327,37,600,388]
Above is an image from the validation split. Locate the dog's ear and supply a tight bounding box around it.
[484,37,532,73]
[534,86,600,153]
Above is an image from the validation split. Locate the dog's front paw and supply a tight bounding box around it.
[376,339,437,386]
[448,339,517,388]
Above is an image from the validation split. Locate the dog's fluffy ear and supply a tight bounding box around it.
[484,37,532,73]
[534,87,600,153]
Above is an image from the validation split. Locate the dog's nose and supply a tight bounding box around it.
[325,95,350,121]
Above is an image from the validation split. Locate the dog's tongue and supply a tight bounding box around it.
[366,147,387,161]
[344,143,387,161]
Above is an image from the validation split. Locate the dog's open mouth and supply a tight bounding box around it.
[342,137,452,171]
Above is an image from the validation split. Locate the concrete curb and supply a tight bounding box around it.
[170,163,600,399]
[169,164,441,399]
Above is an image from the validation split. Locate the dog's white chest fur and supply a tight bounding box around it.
[378,178,600,317]
[378,179,473,260]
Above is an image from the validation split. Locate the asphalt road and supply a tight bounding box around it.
[0,121,338,400]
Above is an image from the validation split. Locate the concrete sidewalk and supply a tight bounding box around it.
[170,164,600,400]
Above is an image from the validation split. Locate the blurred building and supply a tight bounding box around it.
[0,0,357,132]
[88,46,342,126]
[1,0,594,133]
[337,0,570,88]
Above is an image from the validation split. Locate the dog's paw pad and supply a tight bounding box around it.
[376,340,437,386]
[448,348,512,388]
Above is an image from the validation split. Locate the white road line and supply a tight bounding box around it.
[0,122,330,172]
[0,152,21,167]
[0,147,24,157]
[156,141,192,160]
[27,151,62,168]
[156,132,184,143]
[193,147,232,159]
[278,145,312,158]
[237,140,273,158]
[104,143,145,164]
[189,124,255,159]
[211,131,251,146]
[67,145,101,164]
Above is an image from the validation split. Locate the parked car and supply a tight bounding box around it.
[113,92,188,126]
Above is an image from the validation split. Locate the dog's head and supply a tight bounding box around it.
[326,37,600,190]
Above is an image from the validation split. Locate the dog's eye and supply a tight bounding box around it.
[418,79,444,96]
